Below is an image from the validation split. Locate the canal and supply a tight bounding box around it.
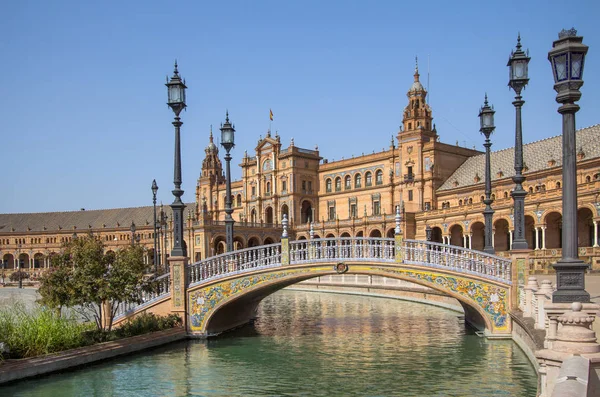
[1,290,538,396]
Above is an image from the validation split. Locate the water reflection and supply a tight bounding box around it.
[0,290,537,396]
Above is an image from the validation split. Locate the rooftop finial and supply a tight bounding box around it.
[484,92,488,106]
[174,60,179,75]
[414,56,420,81]
[225,109,229,122]
[516,33,522,51]
[209,125,213,142]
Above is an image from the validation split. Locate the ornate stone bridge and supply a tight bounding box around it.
[114,231,515,339]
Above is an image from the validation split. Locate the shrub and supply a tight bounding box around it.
[114,313,182,339]
[0,303,93,359]
[9,271,29,282]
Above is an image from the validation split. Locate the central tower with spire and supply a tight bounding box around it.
[400,57,435,140]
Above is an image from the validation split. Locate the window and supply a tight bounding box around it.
[328,203,336,221]
[375,170,383,185]
[282,180,287,192]
[407,166,413,176]
[236,195,242,207]
[424,202,431,211]
[355,174,362,188]
[350,203,357,218]
[302,181,306,191]
[308,181,312,192]
[408,190,413,201]
[373,200,381,215]
[335,177,341,192]
[266,182,271,194]
[365,172,372,187]
[408,123,412,130]
[556,181,561,189]
[251,186,256,196]
[326,179,332,193]
[345,175,351,190]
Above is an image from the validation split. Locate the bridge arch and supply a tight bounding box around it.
[191,263,502,337]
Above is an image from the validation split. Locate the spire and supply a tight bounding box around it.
[225,109,229,123]
[414,55,420,82]
[173,60,179,76]
[516,32,522,51]
[209,125,214,143]
[484,92,489,106]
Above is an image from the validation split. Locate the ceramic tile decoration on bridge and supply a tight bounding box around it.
[114,210,514,338]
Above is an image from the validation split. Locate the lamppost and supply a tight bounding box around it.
[479,94,496,254]
[130,221,136,246]
[17,243,22,289]
[220,111,236,253]
[548,28,590,303]
[507,34,530,251]
[425,224,432,263]
[151,179,158,273]
[165,61,187,258]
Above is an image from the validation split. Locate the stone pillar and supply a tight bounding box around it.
[536,302,600,397]
[281,214,290,266]
[524,276,538,317]
[535,280,553,329]
[169,256,189,331]
[541,226,547,249]
[462,235,467,248]
[535,227,540,250]
[509,230,513,250]
[468,233,472,249]
[594,220,599,247]
[510,250,530,310]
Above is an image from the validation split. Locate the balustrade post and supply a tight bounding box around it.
[510,250,529,312]
[281,214,290,265]
[394,205,404,263]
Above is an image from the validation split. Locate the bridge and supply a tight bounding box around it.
[114,221,516,339]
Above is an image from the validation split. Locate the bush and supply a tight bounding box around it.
[114,313,182,339]
[9,271,29,282]
[0,303,93,359]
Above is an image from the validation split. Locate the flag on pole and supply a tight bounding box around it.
[269,109,274,121]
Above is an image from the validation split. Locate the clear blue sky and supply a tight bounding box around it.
[1,0,598,214]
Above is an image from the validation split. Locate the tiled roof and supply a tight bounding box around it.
[438,124,600,191]
[0,204,195,234]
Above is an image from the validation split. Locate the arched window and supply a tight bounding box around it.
[480,196,485,202]
[528,186,534,194]
[468,198,473,205]
[458,200,463,206]
[556,181,561,189]
[266,182,271,194]
[586,175,591,183]
[236,194,242,207]
[504,191,509,199]
[365,172,372,187]
[375,170,383,185]
[355,174,362,188]
[335,177,342,192]
[344,175,351,190]
[326,179,332,193]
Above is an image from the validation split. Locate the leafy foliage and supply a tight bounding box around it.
[38,235,154,331]
[9,271,29,282]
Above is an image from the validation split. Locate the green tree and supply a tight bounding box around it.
[38,235,152,332]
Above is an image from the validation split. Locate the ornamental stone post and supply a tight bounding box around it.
[281,214,290,265]
[169,255,189,331]
[510,250,529,311]
[394,205,404,263]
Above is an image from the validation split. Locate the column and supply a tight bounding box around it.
[594,220,599,247]
[542,226,547,249]
[535,227,540,250]
[509,230,513,250]
[492,229,495,248]
[462,235,466,248]
[468,233,472,249]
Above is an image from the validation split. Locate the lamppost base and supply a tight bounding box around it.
[552,259,590,303]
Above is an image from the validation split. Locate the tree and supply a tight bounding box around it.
[38,235,152,332]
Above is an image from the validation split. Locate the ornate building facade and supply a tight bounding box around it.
[1,66,599,275]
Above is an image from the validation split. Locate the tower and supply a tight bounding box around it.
[400,58,435,139]
[197,126,224,219]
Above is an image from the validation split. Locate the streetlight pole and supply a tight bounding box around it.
[220,111,236,252]
[479,94,496,254]
[165,61,187,258]
[152,180,158,273]
[507,34,530,251]
[130,221,136,246]
[17,243,22,289]
[548,28,590,303]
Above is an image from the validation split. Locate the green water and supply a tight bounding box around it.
[1,290,537,396]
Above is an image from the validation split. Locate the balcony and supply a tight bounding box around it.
[403,173,415,183]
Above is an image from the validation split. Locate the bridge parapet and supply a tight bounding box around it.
[114,272,171,321]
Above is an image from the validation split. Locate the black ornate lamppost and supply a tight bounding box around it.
[220,111,236,253]
[425,225,432,242]
[479,94,496,254]
[151,180,158,273]
[548,28,590,303]
[17,242,22,289]
[130,221,136,246]
[165,62,187,258]
[507,34,530,251]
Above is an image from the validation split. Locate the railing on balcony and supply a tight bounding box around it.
[404,173,415,182]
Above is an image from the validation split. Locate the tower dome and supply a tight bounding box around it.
[408,57,426,95]
[205,126,219,155]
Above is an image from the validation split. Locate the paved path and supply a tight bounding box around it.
[0,287,40,311]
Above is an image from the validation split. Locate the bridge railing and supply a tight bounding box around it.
[403,239,511,282]
[114,272,171,321]
[289,237,396,264]
[188,243,282,287]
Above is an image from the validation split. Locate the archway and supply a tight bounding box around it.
[369,229,382,238]
[525,215,535,249]
[33,253,44,269]
[18,253,29,269]
[470,222,485,251]
[265,207,274,224]
[213,236,227,255]
[449,225,463,247]
[264,237,275,245]
[545,212,562,249]
[356,231,364,238]
[340,232,351,238]
[233,236,245,250]
[386,228,395,238]
[2,253,14,269]
[248,237,261,248]
[301,200,313,224]
[493,219,510,252]
[431,227,443,243]
[578,208,594,247]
